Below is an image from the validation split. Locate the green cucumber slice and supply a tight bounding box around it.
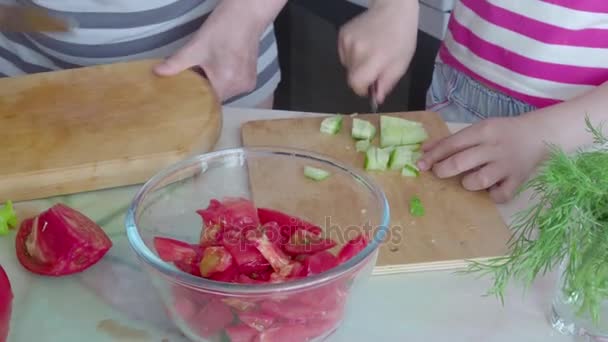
[304,166,330,181]
[364,147,391,171]
[409,196,425,217]
[320,115,343,135]
[352,118,376,140]
[401,163,420,177]
[380,116,429,147]
[355,139,371,152]
[411,151,423,163]
[388,146,414,170]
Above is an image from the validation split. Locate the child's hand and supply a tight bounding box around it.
[416,116,548,203]
[154,1,278,102]
[338,0,419,104]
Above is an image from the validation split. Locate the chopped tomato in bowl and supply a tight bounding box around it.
[125,148,389,342]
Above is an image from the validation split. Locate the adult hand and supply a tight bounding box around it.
[154,0,285,102]
[338,0,419,104]
[416,115,549,203]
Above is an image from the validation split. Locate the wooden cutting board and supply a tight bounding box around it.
[1,59,222,202]
[241,111,512,274]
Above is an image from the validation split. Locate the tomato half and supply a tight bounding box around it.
[15,204,112,276]
[0,265,12,342]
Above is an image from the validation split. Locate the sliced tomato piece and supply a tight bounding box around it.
[153,237,198,263]
[199,246,233,278]
[225,324,258,342]
[224,241,270,275]
[237,274,266,284]
[248,270,272,282]
[190,299,234,338]
[284,230,337,255]
[300,251,339,276]
[209,262,239,283]
[337,234,369,264]
[239,311,275,332]
[255,323,314,342]
[260,300,318,321]
[257,208,323,237]
[197,197,260,232]
[15,204,112,276]
[199,223,223,247]
[251,232,295,277]
[174,244,204,277]
[0,266,13,342]
[222,297,257,312]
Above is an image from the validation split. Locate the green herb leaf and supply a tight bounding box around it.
[462,116,608,324]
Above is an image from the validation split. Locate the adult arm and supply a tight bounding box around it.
[154,0,288,102]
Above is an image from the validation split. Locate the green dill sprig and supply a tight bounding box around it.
[463,117,608,324]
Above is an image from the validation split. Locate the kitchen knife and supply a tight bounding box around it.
[369,82,378,113]
[0,5,76,32]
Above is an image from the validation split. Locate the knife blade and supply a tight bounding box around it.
[369,81,378,114]
[0,5,76,32]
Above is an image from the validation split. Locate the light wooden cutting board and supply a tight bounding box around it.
[1,59,222,202]
[241,111,512,274]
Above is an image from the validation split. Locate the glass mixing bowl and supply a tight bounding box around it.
[125,147,390,341]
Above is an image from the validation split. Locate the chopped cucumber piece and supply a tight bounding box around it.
[320,115,343,135]
[409,196,425,217]
[388,146,414,170]
[355,139,371,152]
[352,118,376,140]
[0,200,17,236]
[401,163,420,177]
[401,143,421,151]
[304,166,330,181]
[364,147,391,171]
[411,151,423,163]
[380,116,429,147]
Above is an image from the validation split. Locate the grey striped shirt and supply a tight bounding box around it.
[0,0,281,107]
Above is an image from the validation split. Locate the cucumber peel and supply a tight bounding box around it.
[320,115,343,135]
[401,163,420,177]
[364,147,391,171]
[352,118,376,140]
[304,166,331,181]
[380,116,429,147]
[355,139,371,152]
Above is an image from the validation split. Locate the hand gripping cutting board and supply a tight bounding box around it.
[1,59,222,202]
[241,111,511,274]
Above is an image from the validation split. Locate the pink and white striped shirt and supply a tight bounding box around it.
[439,0,608,108]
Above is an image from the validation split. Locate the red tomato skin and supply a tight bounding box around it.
[197,197,260,232]
[337,234,369,264]
[15,204,112,276]
[257,208,323,237]
[153,237,198,263]
[0,265,13,342]
[300,251,339,276]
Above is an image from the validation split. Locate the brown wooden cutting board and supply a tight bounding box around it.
[241,111,512,274]
[1,59,222,202]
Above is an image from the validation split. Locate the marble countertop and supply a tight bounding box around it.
[1,107,571,342]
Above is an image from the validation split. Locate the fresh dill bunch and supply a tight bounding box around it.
[464,116,608,323]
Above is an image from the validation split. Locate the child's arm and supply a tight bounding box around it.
[417,83,608,203]
[338,0,420,104]
[154,0,287,101]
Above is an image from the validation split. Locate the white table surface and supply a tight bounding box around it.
[1,107,573,342]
